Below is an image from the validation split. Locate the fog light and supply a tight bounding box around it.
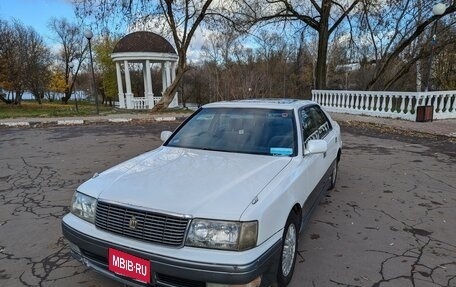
[206,276,261,287]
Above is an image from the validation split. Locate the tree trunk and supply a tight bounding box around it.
[315,1,331,90]
[37,92,42,104]
[62,88,71,104]
[14,90,23,105]
[151,68,184,112]
[151,52,188,112]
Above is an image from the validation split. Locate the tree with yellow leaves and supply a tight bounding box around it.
[93,35,118,105]
[47,67,67,102]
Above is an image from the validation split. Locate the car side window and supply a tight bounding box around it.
[300,109,317,144]
[310,106,331,139]
[300,106,332,144]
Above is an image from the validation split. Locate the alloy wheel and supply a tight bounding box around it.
[281,223,297,277]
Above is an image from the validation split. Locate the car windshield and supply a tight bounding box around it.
[166,107,297,156]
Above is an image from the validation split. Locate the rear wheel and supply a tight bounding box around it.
[328,160,338,190]
[277,212,299,287]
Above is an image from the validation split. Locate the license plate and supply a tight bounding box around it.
[108,248,151,283]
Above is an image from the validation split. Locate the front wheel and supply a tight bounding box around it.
[277,212,299,287]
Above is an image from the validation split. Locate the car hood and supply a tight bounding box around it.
[78,147,292,220]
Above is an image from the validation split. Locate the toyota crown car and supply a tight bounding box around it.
[62,99,342,287]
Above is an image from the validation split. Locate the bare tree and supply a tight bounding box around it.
[227,0,361,89]
[26,30,53,104]
[2,21,29,104]
[227,0,456,92]
[0,20,51,104]
[200,28,245,101]
[358,0,456,90]
[0,20,13,103]
[49,18,87,103]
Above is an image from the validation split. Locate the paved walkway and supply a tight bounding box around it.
[1,111,455,138]
[330,113,456,138]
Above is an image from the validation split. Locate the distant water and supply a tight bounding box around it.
[1,91,87,101]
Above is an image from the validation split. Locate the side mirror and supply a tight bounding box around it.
[160,131,173,142]
[304,139,327,155]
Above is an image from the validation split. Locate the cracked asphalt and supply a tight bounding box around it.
[0,121,455,287]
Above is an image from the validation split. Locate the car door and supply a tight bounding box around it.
[293,105,340,222]
[290,107,327,223]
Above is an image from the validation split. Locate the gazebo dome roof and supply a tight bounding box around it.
[113,31,176,54]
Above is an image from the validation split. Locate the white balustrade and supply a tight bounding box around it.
[131,97,148,109]
[114,94,179,110]
[110,91,181,110]
[154,97,162,105]
[312,90,456,121]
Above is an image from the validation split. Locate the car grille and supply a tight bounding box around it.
[95,201,189,247]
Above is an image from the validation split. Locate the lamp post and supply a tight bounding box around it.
[424,3,446,92]
[84,29,99,114]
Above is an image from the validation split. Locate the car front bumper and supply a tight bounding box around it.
[62,220,281,287]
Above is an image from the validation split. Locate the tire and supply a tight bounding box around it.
[277,211,299,287]
[328,160,338,190]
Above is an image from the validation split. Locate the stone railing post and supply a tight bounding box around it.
[387,95,393,113]
[406,95,412,115]
[349,93,355,109]
[449,92,456,114]
[438,94,445,113]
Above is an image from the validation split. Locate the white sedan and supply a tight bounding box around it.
[62,99,342,287]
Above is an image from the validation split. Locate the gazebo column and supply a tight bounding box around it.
[115,62,125,108]
[162,62,172,95]
[124,60,133,109]
[161,62,167,95]
[143,62,148,97]
[144,60,154,109]
[165,62,172,89]
[169,61,178,107]
[171,62,176,82]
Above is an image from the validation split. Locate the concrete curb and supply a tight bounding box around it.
[155,116,177,122]
[57,119,85,125]
[108,118,132,123]
[1,122,31,127]
[0,114,190,128]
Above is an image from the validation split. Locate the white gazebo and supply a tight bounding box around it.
[111,31,179,109]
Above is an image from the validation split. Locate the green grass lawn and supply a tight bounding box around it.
[0,101,117,119]
[0,100,193,119]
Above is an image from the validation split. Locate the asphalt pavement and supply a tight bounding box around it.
[1,121,455,287]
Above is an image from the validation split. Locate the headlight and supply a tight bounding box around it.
[70,191,97,223]
[186,219,257,251]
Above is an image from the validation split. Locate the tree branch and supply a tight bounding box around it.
[328,0,361,35]
[310,0,321,14]
[366,4,456,89]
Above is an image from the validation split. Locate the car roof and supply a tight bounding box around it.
[203,99,316,110]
